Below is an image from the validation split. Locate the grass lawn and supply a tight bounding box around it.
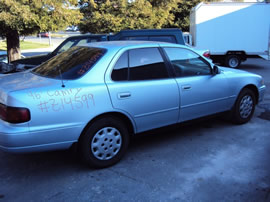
[0,40,50,51]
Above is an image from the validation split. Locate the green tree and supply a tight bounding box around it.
[169,0,203,32]
[0,0,82,62]
[79,0,177,34]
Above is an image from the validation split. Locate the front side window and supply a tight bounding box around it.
[164,47,211,77]
[111,48,169,81]
[32,46,106,80]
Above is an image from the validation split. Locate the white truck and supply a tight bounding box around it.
[190,2,270,68]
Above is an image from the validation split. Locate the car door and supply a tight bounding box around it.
[163,47,231,122]
[106,47,180,133]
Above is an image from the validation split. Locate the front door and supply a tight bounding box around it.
[163,47,231,122]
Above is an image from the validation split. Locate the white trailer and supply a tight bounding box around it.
[190,2,270,68]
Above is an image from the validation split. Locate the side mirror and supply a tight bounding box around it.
[213,65,219,75]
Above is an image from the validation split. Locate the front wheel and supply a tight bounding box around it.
[79,116,130,168]
[231,88,256,124]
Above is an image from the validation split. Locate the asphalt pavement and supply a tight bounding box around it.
[0,58,270,201]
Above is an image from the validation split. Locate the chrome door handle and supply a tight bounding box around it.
[118,92,131,99]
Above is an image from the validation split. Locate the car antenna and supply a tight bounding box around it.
[58,69,65,88]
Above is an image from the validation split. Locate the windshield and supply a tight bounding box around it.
[32,46,106,79]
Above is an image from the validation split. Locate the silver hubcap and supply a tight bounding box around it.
[229,58,239,68]
[239,95,253,119]
[91,127,122,160]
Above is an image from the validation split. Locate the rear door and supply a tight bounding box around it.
[106,47,180,133]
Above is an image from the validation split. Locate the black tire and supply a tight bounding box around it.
[225,55,241,68]
[79,116,130,168]
[231,88,256,124]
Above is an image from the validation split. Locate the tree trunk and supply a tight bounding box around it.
[6,30,21,63]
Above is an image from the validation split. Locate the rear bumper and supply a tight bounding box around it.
[0,136,75,153]
[0,121,80,153]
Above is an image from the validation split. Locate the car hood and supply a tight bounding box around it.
[219,66,251,75]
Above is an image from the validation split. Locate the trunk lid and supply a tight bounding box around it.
[0,71,58,105]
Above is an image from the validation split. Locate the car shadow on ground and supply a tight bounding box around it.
[0,115,229,172]
[130,116,225,149]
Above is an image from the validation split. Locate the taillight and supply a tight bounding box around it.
[203,51,211,58]
[0,104,30,123]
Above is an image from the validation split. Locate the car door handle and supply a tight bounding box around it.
[182,85,191,90]
[118,92,131,99]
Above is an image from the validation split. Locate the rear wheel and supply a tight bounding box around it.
[225,55,241,68]
[231,88,256,124]
[79,116,130,168]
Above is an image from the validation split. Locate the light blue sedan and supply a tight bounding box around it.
[0,41,266,168]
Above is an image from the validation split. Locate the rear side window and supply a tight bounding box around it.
[111,48,169,81]
[129,48,168,80]
[111,52,128,81]
[32,46,106,80]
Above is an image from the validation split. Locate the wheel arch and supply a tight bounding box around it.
[240,84,259,104]
[79,112,136,142]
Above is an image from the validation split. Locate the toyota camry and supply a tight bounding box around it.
[0,41,266,168]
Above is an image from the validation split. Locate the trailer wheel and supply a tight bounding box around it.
[225,55,241,68]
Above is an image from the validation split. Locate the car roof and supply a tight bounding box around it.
[81,40,186,51]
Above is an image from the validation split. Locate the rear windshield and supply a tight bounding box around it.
[32,46,106,79]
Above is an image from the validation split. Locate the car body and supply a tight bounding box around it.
[37,32,49,37]
[0,41,265,168]
[0,51,8,63]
